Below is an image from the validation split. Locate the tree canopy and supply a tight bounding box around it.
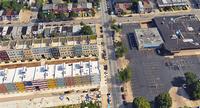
[184,72,200,100]
[184,72,198,85]
[111,24,121,32]
[36,0,44,8]
[0,0,23,12]
[12,0,23,12]
[192,81,200,99]
[115,42,128,58]
[1,0,11,9]
[118,67,132,83]
[155,92,172,108]
[80,101,100,108]
[80,25,93,35]
[131,0,140,4]
[132,97,151,108]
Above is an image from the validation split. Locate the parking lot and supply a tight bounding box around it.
[127,49,200,101]
[121,23,200,101]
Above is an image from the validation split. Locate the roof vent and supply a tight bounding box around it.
[171,35,177,39]
[187,27,194,31]
[183,39,193,43]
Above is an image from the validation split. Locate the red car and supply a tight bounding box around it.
[122,94,126,100]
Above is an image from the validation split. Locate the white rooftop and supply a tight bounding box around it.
[65,63,73,77]
[34,65,49,80]
[1,61,99,84]
[55,63,66,78]
[73,62,81,76]
[2,69,15,84]
[0,69,6,84]
[13,67,35,83]
[13,67,27,82]
[0,10,3,16]
[81,62,90,76]
[72,25,81,33]
[89,61,99,74]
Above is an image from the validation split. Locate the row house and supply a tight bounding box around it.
[42,1,93,13]
[0,10,20,21]
[0,61,100,93]
[114,0,133,16]
[0,36,98,62]
[138,0,153,13]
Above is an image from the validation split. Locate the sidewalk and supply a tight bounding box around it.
[0,85,99,102]
[0,91,101,108]
[0,57,97,69]
[96,25,109,108]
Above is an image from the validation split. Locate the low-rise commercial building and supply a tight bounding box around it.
[153,14,200,55]
[134,28,163,50]
[157,0,188,8]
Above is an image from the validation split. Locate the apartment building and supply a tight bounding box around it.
[0,36,98,62]
[0,61,100,93]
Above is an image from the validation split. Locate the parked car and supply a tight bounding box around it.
[123,100,127,105]
[121,87,124,92]
[104,65,108,70]
[122,94,126,100]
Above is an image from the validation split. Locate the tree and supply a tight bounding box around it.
[69,11,78,17]
[132,97,151,108]
[192,81,200,99]
[111,24,121,32]
[131,0,140,4]
[115,43,128,58]
[184,72,200,100]
[47,12,56,21]
[118,67,132,83]
[36,0,44,8]
[65,0,71,3]
[80,25,93,35]
[1,0,11,9]
[56,13,66,21]
[184,72,198,85]
[12,0,23,12]
[80,21,85,26]
[111,19,116,24]
[80,101,100,108]
[155,92,172,108]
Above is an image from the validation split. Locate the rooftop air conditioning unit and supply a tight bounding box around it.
[171,35,177,39]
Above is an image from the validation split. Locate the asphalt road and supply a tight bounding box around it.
[2,9,200,28]
[114,9,200,23]
[100,0,124,108]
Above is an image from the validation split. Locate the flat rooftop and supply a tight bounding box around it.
[34,65,55,80]
[0,61,100,84]
[2,69,15,84]
[13,67,35,82]
[153,14,200,52]
[134,28,163,49]
[157,0,188,7]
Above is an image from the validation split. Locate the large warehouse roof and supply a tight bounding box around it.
[153,14,200,52]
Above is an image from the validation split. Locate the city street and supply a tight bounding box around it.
[100,0,124,107]
[2,9,200,28]
[1,1,200,108]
